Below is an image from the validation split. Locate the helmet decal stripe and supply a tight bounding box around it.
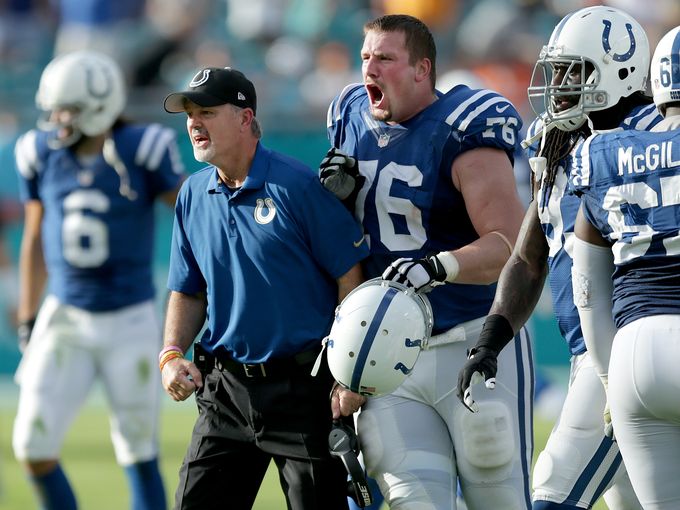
[349,287,399,392]
[673,31,680,89]
[550,11,575,45]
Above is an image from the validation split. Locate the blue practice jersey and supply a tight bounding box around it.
[526,104,661,353]
[167,143,368,363]
[327,84,522,333]
[15,123,185,311]
[572,127,680,328]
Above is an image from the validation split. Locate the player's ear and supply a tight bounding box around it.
[414,58,431,84]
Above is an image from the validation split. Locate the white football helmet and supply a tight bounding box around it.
[36,50,126,146]
[528,6,649,131]
[650,26,680,116]
[326,278,433,397]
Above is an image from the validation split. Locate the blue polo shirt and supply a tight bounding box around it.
[168,142,368,362]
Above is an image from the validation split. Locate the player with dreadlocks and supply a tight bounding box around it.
[457,6,662,510]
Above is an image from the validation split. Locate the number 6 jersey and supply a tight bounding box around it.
[327,83,522,332]
[14,124,185,311]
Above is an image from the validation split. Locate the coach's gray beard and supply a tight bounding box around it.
[193,145,214,163]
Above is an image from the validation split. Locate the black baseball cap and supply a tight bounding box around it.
[164,67,257,114]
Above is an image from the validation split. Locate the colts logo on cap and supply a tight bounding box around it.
[190,69,211,88]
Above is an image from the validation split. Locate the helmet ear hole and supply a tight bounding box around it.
[326,278,433,397]
[619,68,629,80]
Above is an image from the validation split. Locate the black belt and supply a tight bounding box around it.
[214,348,320,379]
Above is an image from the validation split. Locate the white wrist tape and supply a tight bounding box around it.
[436,251,460,283]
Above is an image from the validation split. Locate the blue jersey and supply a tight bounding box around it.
[572,127,680,328]
[526,104,661,353]
[167,142,368,363]
[327,84,522,333]
[15,124,185,311]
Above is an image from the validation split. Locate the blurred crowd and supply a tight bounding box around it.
[0,0,679,364]
[1,0,679,130]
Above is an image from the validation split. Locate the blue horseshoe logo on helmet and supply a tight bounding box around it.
[85,65,113,99]
[601,20,636,62]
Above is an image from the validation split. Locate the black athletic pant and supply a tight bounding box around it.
[174,360,349,510]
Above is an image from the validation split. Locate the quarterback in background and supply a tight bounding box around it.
[12,51,185,509]
[571,24,680,509]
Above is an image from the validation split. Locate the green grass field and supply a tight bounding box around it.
[0,394,607,510]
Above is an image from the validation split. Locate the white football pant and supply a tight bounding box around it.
[13,295,163,465]
[357,316,534,510]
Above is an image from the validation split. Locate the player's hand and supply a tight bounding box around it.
[456,346,498,412]
[382,255,448,293]
[161,358,203,402]
[319,147,363,201]
[331,383,366,419]
[599,375,615,440]
[17,317,36,354]
[603,400,614,440]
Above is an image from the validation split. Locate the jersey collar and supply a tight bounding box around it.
[205,142,269,194]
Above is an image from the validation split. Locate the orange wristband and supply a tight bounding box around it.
[159,351,184,372]
[158,345,184,363]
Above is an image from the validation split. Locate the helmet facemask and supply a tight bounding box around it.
[529,53,604,132]
[37,105,86,149]
[526,6,650,135]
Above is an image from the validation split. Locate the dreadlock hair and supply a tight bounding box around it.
[534,125,589,209]
[534,90,653,209]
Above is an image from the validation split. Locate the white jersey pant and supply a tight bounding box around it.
[357,317,534,510]
[609,315,680,510]
[13,295,163,466]
[532,352,641,509]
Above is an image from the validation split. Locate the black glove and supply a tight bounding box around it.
[456,314,514,412]
[456,346,498,412]
[382,255,448,293]
[319,147,364,203]
[18,317,36,353]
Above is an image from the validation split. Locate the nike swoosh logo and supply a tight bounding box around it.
[495,104,510,113]
[353,237,365,248]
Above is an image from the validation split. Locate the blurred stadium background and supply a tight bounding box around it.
[1,0,679,508]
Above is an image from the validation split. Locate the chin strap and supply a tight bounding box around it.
[328,420,373,508]
[103,137,138,201]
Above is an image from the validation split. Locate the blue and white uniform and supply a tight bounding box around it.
[527,104,661,509]
[328,84,535,509]
[571,120,680,509]
[168,142,369,361]
[12,123,184,465]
